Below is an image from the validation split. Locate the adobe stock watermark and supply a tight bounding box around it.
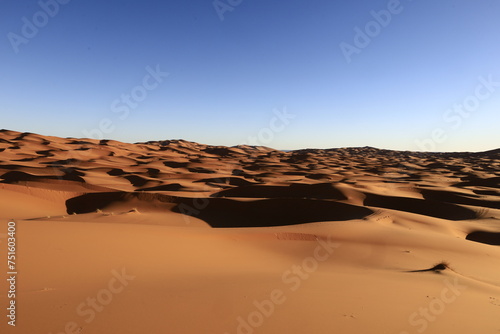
[414,74,499,152]
[213,0,243,21]
[398,277,467,334]
[242,107,295,146]
[7,0,72,54]
[339,0,407,64]
[82,64,169,140]
[48,64,168,179]
[224,235,339,334]
[48,268,135,334]
[176,106,295,225]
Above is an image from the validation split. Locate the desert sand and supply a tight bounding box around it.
[1,129,499,334]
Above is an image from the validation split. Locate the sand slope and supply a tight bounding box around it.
[1,129,500,334]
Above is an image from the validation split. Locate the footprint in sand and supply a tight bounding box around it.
[489,297,500,306]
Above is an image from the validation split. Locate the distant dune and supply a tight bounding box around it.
[1,129,500,334]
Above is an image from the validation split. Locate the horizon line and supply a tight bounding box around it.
[1,128,498,155]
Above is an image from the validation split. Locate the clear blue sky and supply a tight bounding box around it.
[1,0,499,151]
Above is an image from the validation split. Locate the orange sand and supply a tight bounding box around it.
[1,129,499,333]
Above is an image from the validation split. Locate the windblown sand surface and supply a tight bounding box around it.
[1,129,500,333]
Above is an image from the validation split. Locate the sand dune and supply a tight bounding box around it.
[1,129,500,334]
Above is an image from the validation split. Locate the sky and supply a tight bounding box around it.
[1,0,499,152]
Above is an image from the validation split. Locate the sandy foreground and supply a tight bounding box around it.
[0,129,499,334]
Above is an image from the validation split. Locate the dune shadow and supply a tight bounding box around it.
[421,189,500,209]
[1,169,85,183]
[405,262,449,273]
[195,177,256,187]
[188,167,216,174]
[213,183,346,200]
[174,197,372,227]
[65,192,176,214]
[107,168,126,176]
[454,176,500,189]
[466,231,500,245]
[364,193,477,220]
[136,183,184,191]
[123,174,150,187]
[163,161,189,168]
